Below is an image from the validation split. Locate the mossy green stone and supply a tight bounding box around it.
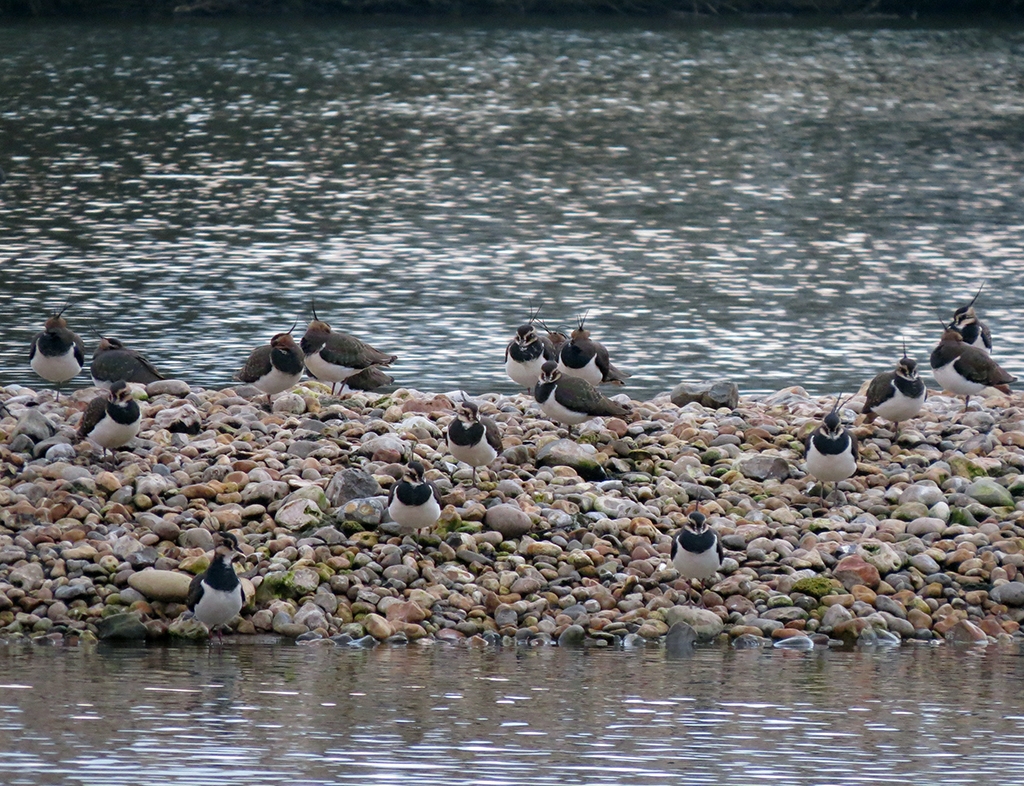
[949,455,988,479]
[792,576,835,599]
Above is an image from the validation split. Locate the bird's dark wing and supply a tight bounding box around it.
[187,572,205,611]
[483,416,503,453]
[72,333,85,367]
[863,371,895,414]
[235,345,272,384]
[849,431,860,464]
[29,332,42,361]
[321,332,396,369]
[77,395,108,440]
[555,376,630,417]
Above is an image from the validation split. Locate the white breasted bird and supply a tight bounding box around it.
[300,301,396,395]
[951,284,992,353]
[187,532,243,641]
[671,510,723,606]
[557,314,629,387]
[534,360,630,432]
[387,461,442,535]
[91,335,165,389]
[805,401,859,504]
[930,324,1014,410]
[76,380,141,462]
[235,327,305,407]
[30,304,85,399]
[862,345,926,433]
[505,306,558,393]
[447,398,503,486]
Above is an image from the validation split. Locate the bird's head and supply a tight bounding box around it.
[539,361,561,385]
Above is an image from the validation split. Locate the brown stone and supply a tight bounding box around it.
[851,584,877,605]
[833,555,881,590]
[385,600,428,624]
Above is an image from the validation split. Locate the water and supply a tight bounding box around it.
[2,641,1024,785]
[2,20,1024,400]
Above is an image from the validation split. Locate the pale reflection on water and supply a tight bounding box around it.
[1,22,1023,398]
[1,642,1024,785]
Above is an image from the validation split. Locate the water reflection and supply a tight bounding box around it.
[1,642,1023,785]
[1,22,1023,398]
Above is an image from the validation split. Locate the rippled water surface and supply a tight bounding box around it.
[2,20,1024,398]
[2,642,1024,785]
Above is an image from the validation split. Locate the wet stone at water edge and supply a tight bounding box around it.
[1,380,1024,651]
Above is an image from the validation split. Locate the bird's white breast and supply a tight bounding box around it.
[870,387,925,423]
[31,345,81,384]
[388,497,441,532]
[672,545,721,581]
[539,394,593,425]
[506,355,545,389]
[193,583,243,628]
[932,360,986,396]
[253,365,303,396]
[558,356,602,387]
[88,414,140,451]
[805,443,857,484]
[449,437,497,469]
[304,351,356,383]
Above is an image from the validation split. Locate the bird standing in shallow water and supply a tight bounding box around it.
[235,328,305,408]
[30,304,85,399]
[930,325,1014,411]
[862,346,926,434]
[671,510,723,607]
[300,302,396,395]
[77,380,141,464]
[805,402,859,506]
[447,398,503,486]
[387,461,442,535]
[534,361,630,435]
[187,532,243,642]
[91,335,165,389]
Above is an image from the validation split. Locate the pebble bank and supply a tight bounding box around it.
[2,378,1023,651]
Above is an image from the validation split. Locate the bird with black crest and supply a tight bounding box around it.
[29,303,85,399]
[951,283,992,354]
[187,532,244,642]
[91,334,165,389]
[805,397,859,506]
[556,311,629,386]
[671,506,723,607]
[534,361,630,436]
[301,300,397,395]
[504,301,558,393]
[930,320,1015,411]
[861,340,926,434]
[235,323,305,408]
[446,395,503,486]
[76,380,141,464]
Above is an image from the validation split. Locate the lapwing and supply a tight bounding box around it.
[862,344,926,433]
[29,304,85,399]
[235,327,304,407]
[187,532,243,641]
[338,364,394,393]
[447,398,503,486]
[951,284,992,353]
[505,307,558,393]
[805,401,859,505]
[557,314,629,387]
[671,509,723,606]
[387,461,442,535]
[91,335,165,389]
[930,324,1014,410]
[76,380,141,462]
[534,361,630,433]
[300,302,396,395]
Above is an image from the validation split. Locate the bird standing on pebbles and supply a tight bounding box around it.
[805,401,859,505]
[447,398,503,486]
[235,327,305,407]
[671,510,723,606]
[929,324,1014,411]
[534,361,630,434]
[300,302,396,395]
[862,346,926,433]
[76,380,141,463]
[91,335,165,388]
[505,307,558,393]
[557,314,629,386]
[951,284,992,353]
[387,461,442,535]
[187,532,243,641]
[30,304,85,399]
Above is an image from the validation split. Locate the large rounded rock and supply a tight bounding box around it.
[670,381,739,410]
[661,606,723,642]
[990,582,1024,607]
[275,497,324,531]
[833,555,881,590]
[128,570,193,602]
[857,540,903,575]
[738,456,789,482]
[326,468,382,507]
[965,477,1014,508]
[536,439,606,481]
[485,504,533,540]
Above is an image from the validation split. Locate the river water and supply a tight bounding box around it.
[2,19,1024,399]
[2,640,1024,785]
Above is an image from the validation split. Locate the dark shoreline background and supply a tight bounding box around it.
[1,0,1021,20]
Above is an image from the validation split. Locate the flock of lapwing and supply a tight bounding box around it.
[15,287,1019,612]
